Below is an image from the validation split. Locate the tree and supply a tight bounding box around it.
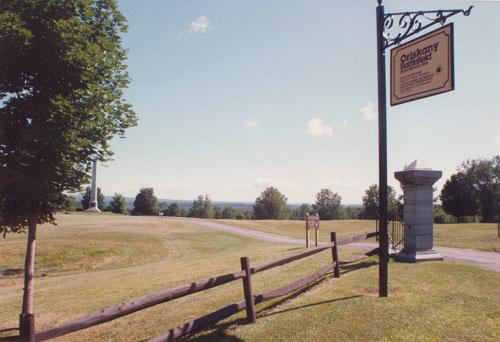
[440,157,500,222]
[164,203,182,217]
[81,186,105,210]
[214,206,222,219]
[0,1,136,337]
[433,205,457,224]
[290,204,310,220]
[360,185,378,219]
[108,193,128,215]
[360,184,399,220]
[133,188,159,215]
[59,195,79,212]
[313,189,342,220]
[339,206,362,220]
[462,157,500,222]
[253,187,289,219]
[189,194,214,218]
[221,206,241,219]
[440,172,479,221]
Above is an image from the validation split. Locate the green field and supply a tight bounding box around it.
[214,219,500,251]
[1,214,499,341]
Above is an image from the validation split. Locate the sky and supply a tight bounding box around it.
[96,0,500,204]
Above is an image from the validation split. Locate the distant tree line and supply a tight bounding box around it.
[59,183,405,221]
[59,157,499,223]
[254,185,401,221]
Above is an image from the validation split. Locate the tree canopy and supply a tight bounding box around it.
[164,203,182,217]
[253,187,289,219]
[189,194,215,219]
[108,193,128,215]
[360,184,400,220]
[440,156,500,222]
[313,188,342,220]
[0,0,137,234]
[440,172,479,221]
[290,204,310,220]
[133,188,159,216]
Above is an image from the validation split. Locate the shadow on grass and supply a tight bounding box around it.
[182,260,378,341]
[259,295,363,318]
[340,260,378,275]
[181,318,247,342]
[180,279,328,342]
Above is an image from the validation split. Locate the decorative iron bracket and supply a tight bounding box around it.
[383,6,473,49]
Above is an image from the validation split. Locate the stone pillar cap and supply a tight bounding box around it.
[404,160,432,171]
[395,160,442,186]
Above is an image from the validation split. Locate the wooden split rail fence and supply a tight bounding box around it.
[24,231,377,342]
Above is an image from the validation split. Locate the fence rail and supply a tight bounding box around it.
[30,231,376,342]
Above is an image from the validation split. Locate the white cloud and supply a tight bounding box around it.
[244,118,259,128]
[360,101,377,120]
[494,132,500,144]
[306,118,334,138]
[189,16,212,33]
[342,119,348,127]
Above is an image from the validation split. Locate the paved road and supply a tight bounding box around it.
[188,219,307,245]
[186,219,500,272]
[353,242,500,272]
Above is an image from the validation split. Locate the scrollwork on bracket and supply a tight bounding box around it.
[383,6,472,49]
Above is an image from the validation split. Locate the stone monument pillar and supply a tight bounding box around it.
[394,160,442,262]
[86,159,101,212]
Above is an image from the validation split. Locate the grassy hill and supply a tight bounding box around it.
[1,214,499,341]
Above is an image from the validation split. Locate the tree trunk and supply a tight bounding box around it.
[19,217,37,341]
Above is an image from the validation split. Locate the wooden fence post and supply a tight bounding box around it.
[305,216,309,248]
[240,257,256,323]
[330,232,340,278]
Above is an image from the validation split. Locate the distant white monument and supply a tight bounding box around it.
[86,159,101,212]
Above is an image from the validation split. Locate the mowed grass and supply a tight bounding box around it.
[214,219,500,251]
[198,261,500,342]
[0,214,499,341]
[0,213,357,341]
[434,223,500,251]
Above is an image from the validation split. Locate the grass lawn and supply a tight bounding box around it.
[200,261,500,342]
[1,213,499,341]
[434,223,500,251]
[214,219,500,251]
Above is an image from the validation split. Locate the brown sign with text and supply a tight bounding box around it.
[390,24,454,106]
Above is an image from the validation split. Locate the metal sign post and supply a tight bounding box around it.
[375,0,472,298]
[376,1,389,298]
